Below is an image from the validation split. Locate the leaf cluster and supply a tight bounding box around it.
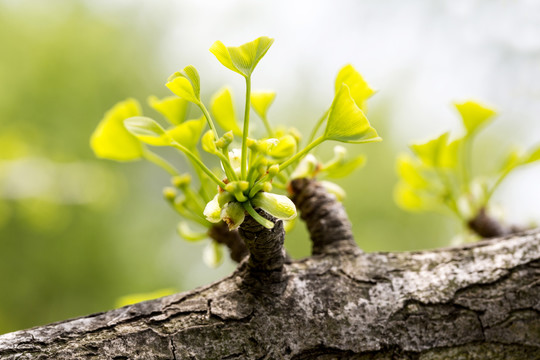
[395,100,540,235]
[91,37,381,266]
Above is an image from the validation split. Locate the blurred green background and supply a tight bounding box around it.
[1,0,539,334]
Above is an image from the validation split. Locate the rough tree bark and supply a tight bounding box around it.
[1,180,539,359]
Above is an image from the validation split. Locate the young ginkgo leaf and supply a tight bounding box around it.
[251,192,297,221]
[148,95,189,125]
[167,117,206,149]
[124,116,170,146]
[166,65,201,104]
[203,241,223,268]
[396,154,431,189]
[335,64,375,112]
[90,99,144,161]
[454,100,496,135]
[210,87,242,136]
[202,130,218,154]
[209,36,274,78]
[410,132,450,168]
[324,84,381,144]
[324,154,366,179]
[251,91,276,119]
[220,201,245,230]
[394,182,438,212]
[269,135,297,159]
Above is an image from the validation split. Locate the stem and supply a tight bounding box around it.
[279,136,325,173]
[261,115,274,137]
[308,108,330,144]
[241,76,252,180]
[171,142,227,189]
[483,168,513,206]
[198,102,220,140]
[242,201,274,229]
[142,149,179,176]
[215,151,238,182]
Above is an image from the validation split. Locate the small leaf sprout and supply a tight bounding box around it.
[91,36,381,266]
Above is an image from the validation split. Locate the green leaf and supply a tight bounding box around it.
[324,84,381,144]
[90,99,144,161]
[269,135,297,159]
[148,95,189,125]
[166,65,201,104]
[410,132,450,168]
[201,130,218,154]
[177,222,208,242]
[454,100,496,135]
[439,138,462,169]
[396,154,430,189]
[210,87,242,136]
[335,64,375,112]
[209,36,274,78]
[251,91,276,119]
[124,116,170,146]
[203,241,223,268]
[325,154,366,179]
[251,192,297,221]
[394,182,438,212]
[167,117,206,149]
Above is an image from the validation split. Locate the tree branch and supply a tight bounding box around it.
[289,178,358,255]
[1,229,539,359]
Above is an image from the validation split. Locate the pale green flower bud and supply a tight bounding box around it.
[251,192,297,221]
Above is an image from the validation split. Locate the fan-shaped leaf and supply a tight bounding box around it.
[209,36,274,77]
[148,95,189,125]
[210,87,242,136]
[90,99,144,161]
[124,116,169,146]
[324,84,381,144]
[167,117,206,149]
[166,65,201,104]
[325,154,366,179]
[251,91,276,119]
[335,64,375,112]
[410,132,450,168]
[201,130,218,155]
[455,100,496,135]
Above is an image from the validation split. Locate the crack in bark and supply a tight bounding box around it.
[169,337,177,360]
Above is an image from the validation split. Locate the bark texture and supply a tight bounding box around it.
[290,178,358,255]
[208,223,249,263]
[1,229,539,359]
